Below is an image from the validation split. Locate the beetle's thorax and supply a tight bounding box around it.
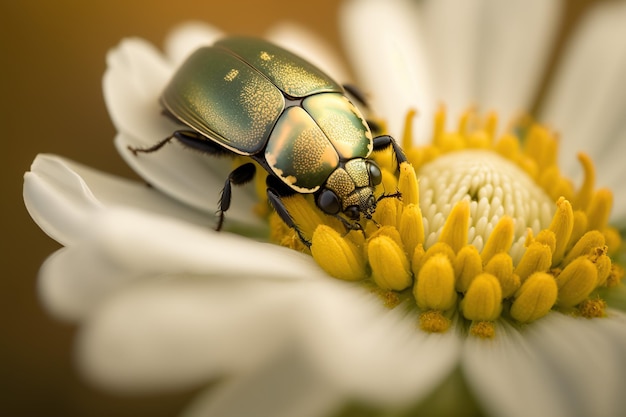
[325,159,377,217]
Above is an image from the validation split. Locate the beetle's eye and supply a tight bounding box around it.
[344,205,360,220]
[317,189,341,215]
[368,161,382,186]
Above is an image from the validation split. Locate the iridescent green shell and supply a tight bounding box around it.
[266,93,373,191]
[214,37,342,98]
[161,36,373,193]
[161,47,284,155]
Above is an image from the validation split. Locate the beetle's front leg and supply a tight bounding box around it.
[331,215,367,239]
[372,135,408,171]
[217,163,256,231]
[265,176,311,248]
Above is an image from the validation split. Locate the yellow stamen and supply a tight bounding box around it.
[516,155,539,181]
[495,133,520,160]
[368,235,412,291]
[461,273,502,322]
[458,108,473,135]
[555,257,598,308]
[586,189,612,231]
[368,225,403,252]
[469,321,495,339]
[562,230,605,266]
[525,124,557,171]
[604,227,622,257]
[432,105,446,148]
[548,197,574,265]
[484,253,520,298]
[466,131,491,149]
[310,225,366,281]
[567,210,588,252]
[534,229,557,255]
[413,242,455,274]
[589,246,611,287]
[411,244,425,279]
[371,286,402,309]
[399,204,424,258]
[419,310,451,333]
[454,245,483,293]
[372,198,399,229]
[484,112,498,139]
[577,298,607,318]
[541,168,575,202]
[397,162,419,206]
[414,253,457,311]
[510,272,558,323]
[480,216,515,264]
[605,264,624,288]
[438,200,470,253]
[574,153,595,211]
[402,109,417,151]
[514,242,552,283]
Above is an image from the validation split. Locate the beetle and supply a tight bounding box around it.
[129,36,407,246]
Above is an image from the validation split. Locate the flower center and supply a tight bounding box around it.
[268,108,624,338]
[418,149,554,264]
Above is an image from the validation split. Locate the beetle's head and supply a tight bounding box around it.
[315,158,382,220]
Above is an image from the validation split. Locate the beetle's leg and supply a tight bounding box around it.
[332,214,366,238]
[265,176,311,248]
[217,162,256,231]
[128,136,175,155]
[372,135,408,170]
[128,130,232,156]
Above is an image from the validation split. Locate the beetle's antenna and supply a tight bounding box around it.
[377,190,402,202]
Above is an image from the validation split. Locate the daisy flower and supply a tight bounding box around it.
[23,1,626,417]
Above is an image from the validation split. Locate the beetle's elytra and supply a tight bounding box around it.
[129,36,407,246]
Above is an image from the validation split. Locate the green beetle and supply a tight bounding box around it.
[130,36,407,245]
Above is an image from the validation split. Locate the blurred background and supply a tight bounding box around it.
[1,1,341,416]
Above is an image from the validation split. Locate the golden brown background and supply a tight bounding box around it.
[1,1,341,416]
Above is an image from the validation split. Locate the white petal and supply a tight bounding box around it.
[114,133,261,227]
[23,154,215,246]
[76,277,303,392]
[105,37,262,224]
[266,22,351,84]
[463,320,565,417]
[24,155,104,246]
[182,349,342,417]
[541,1,626,182]
[419,0,483,122]
[297,280,461,407]
[103,38,174,142]
[164,22,223,66]
[474,0,562,124]
[463,313,626,417]
[340,0,435,141]
[38,207,322,321]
